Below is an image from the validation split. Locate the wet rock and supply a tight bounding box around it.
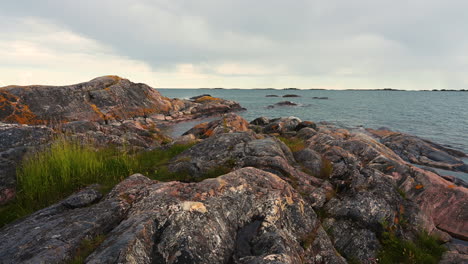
[265,95,278,97]
[283,94,301,98]
[182,113,249,139]
[312,97,328,100]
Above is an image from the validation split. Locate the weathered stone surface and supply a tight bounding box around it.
[0,169,346,264]
[0,181,135,264]
[298,125,468,260]
[182,113,249,139]
[440,242,468,264]
[0,76,173,124]
[263,117,302,134]
[367,128,467,172]
[87,168,345,264]
[0,76,244,125]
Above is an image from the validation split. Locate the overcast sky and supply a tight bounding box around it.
[1,0,467,89]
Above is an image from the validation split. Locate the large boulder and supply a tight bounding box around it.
[0,168,346,264]
[182,113,249,139]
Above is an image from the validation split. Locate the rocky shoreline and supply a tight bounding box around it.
[0,76,467,263]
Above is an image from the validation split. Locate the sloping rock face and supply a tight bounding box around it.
[0,76,244,125]
[0,168,346,264]
[0,76,172,124]
[367,128,467,172]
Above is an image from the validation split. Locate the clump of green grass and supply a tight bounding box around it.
[378,230,446,264]
[0,138,195,227]
[277,136,305,152]
[68,234,106,264]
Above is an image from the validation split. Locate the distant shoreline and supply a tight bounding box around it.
[158,87,468,92]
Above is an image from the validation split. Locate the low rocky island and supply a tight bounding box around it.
[0,76,466,264]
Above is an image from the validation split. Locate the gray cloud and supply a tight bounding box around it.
[1,0,468,89]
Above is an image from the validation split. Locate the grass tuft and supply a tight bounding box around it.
[0,138,195,227]
[277,136,305,152]
[378,230,446,264]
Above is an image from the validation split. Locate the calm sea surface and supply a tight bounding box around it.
[159,89,468,154]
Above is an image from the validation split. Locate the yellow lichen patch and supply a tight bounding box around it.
[194,96,221,103]
[181,201,207,213]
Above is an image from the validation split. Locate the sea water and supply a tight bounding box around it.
[159,89,468,154]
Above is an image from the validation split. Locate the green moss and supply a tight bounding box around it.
[378,230,446,264]
[277,136,305,152]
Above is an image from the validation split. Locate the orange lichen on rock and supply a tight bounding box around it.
[89,103,108,121]
[415,184,424,190]
[0,91,41,124]
[366,128,399,138]
[195,96,221,103]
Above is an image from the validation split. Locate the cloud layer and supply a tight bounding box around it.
[1,0,467,89]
